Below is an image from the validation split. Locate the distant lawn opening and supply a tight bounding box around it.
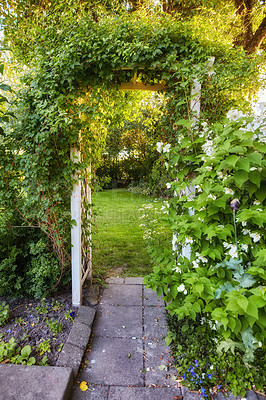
[92,188,171,280]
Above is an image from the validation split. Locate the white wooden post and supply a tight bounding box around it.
[174,57,215,260]
[71,146,82,307]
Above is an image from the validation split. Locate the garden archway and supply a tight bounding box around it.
[70,61,214,306]
[6,12,219,306]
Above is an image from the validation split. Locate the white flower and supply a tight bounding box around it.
[185,237,193,244]
[250,232,261,243]
[163,143,171,153]
[206,166,212,171]
[223,242,230,249]
[156,141,163,153]
[192,260,199,268]
[224,187,234,195]
[217,171,223,179]
[177,284,187,294]
[226,109,246,121]
[166,182,171,189]
[241,244,248,252]
[201,156,207,162]
[164,162,169,170]
[174,266,181,273]
[253,200,260,205]
[207,194,216,201]
[228,245,238,258]
[202,140,215,156]
[242,221,247,227]
[198,255,208,263]
[250,167,257,171]
[242,229,250,235]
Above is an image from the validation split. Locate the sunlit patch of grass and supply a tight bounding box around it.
[92,188,170,279]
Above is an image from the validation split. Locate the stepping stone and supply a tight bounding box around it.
[143,287,165,307]
[144,339,178,387]
[80,336,144,386]
[100,284,142,306]
[93,305,143,339]
[144,306,168,339]
[108,386,182,399]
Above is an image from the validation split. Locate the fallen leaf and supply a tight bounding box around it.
[128,353,131,358]
[80,381,88,391]
[173,396,183,400]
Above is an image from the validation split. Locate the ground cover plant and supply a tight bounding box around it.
[0,294,77,366]
[144,106,266,397]
[92,188,171,280]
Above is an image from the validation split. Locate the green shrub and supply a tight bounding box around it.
[145,109,266,394]
[0,302,9,326]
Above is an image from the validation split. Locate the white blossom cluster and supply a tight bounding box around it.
[195,252,208,265]
[226,106,266,144]
[156,141,171,153]
[223,242,238,258]
[202,139,215,157]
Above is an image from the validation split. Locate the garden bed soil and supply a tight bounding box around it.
[0,291,78,366]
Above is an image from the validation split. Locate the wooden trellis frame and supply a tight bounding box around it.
[71,59,214,306]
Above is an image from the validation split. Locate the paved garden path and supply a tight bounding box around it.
[71,277,181,399]
[71,277,262,400]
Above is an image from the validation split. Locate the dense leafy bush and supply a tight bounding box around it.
[0,212,66,298]
[144,107,266,395]
[167,314,266,397]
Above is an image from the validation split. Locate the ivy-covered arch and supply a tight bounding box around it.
[2,9,260,305]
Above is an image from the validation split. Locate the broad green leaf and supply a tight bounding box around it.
[233,170,248,187]
[245,301,258,319]
[247,152,262,165]
[235,157,250,172]
[249,170,261,187]
[236,295,248,312]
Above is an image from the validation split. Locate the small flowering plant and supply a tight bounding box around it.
[144,107,266,395]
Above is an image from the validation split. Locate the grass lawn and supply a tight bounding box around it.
[92,188,171,279]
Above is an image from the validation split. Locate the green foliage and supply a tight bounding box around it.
[0,302,9,326]
[37,340,51,356]
[0,338,36,366]
[167,314,266,397]
[144,110,266,390]
[0,213,64,298]
[46,318,63,334]
[0,2,263,294]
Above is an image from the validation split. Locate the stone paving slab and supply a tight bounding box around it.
[66,322,92,351]
[144,339,178,387]
[124,277,144,285]
[106,277,125,285]
[100,284,142,306]
[71,384,109,400]
[57,342,86,377]
[81,336,144,386]
[0,364,73,400]
[108,386,182,400]
[76,306,96,328]
[143,287,165,307]
[93,305,143,338]
[144,305,168,339]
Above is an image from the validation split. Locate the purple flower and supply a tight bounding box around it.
[217,385,222,390]
[208,374,212,379]
[70,311,75,318]
[182,374,187,380]
[5,329,11,333]
[195,360,199,367]
[230,198,240,211]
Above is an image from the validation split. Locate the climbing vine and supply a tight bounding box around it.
[0,6,263,293]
